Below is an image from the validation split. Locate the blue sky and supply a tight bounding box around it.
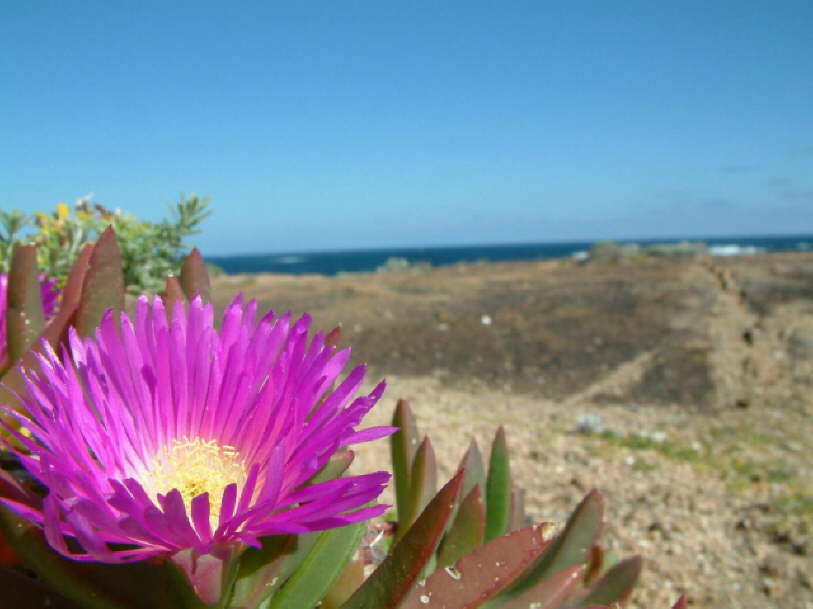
[2,1,811,255]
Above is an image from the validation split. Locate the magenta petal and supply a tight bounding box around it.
[6,294,390,568]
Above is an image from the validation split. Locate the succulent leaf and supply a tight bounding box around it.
[485,426,511,542]
[0,566,83,609]
[484,489,604,605]
[496,564,585,609]
[406,437,437,533]
[179,248,211,303]
[578,555,643,606]
[390,399,419,539]
[339,470,464,609]
[265,522,365,609]
[6,245,45,363]
[76,226,125,337]
[436,486,485,568]
[400,524,551,609]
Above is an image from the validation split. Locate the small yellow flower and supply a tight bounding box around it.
[56,202,70,220]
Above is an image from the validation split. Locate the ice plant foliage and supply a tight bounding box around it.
[0,295,394,566]
[0,272,59,362]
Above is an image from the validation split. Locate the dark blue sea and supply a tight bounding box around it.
[207,234,813,277]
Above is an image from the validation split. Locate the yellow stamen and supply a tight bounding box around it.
[141,437,247,530]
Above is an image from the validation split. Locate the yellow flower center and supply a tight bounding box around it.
[141,437,248,530]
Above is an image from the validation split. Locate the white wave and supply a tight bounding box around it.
[709,245,763,256]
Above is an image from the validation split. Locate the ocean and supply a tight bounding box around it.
[207,234,813,276]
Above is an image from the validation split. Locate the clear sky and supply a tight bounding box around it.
[2,1,811,255]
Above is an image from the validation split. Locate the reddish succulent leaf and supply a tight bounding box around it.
[163,275,186,318]
[672,594,688,609]
[339,470,464,609]
[406,436,437,531]
[0,245,93,417]
[457,440,485,502]
[579,556,642,606]
[583,544,604,586]
[325,326,342,349]
[61,243,95,308]
[5,245,45,363]
[0,567,83,609]
[401,524,551,609]
[436,486,485,567]
[391,399,419,540]
[485,426,511,541]
[76,226,125,338]
[498,565,585,609]
[487,490,604,604]
[179,248,211,303]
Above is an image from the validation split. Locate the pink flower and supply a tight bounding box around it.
[1,296,393,566]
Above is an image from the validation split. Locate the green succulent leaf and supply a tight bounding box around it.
[339,470,464,609]
[483,489,604,606]
[578,555,642,606]
[485,426,511,542]
[406,437,437,534]
[305,450,355,486]
[436,486,485,567]
[231,533,323,609]
[457,440,485,504]
[265,522,365,609]
[390,399,420,539]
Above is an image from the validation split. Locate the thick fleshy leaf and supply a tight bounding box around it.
[6,244,45,363]
[498,565,585,609]
[306,450,355,486]
[340,470,464,609]
[484,490,604,605]
[509,486,528,532]
[672,594,688,609]
[390,399,419,539]
[579,556,642,606]
[0,566,83,609]
[179,248,211,303]
[321,558,365,609]
[61,243,95,309]
[457,440,485,504]
[76,226,125,337]
[485,426,511,542]
[325,326,342,349]
[231,535,303,609]
[583,544,604,585]
[266,522,365,609]
[0,506,185,609]
[401,524,551,609]
[436,486,485,567]
[163,275,187,316]
[0,244,92,417]
[406,436,437,533]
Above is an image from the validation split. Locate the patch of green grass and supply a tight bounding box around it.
[596,430,703,463]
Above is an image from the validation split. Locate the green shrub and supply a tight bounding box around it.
[0,194,211,292]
